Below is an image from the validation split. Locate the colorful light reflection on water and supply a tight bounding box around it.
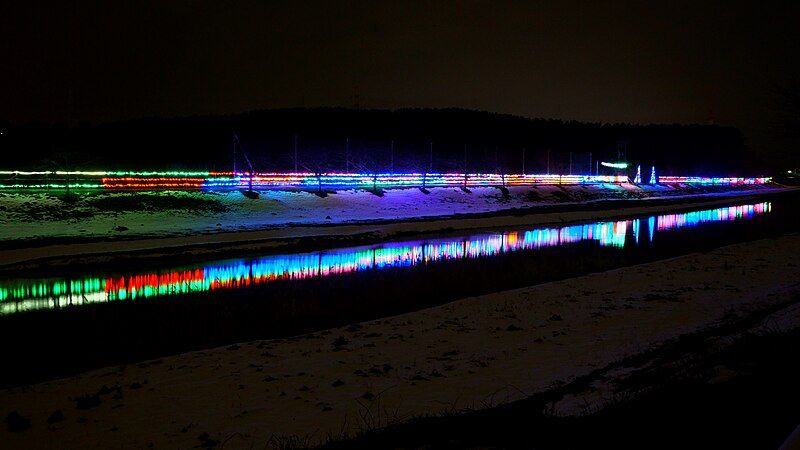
[0,202,771,314]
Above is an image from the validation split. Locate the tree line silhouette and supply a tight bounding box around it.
[0,108,764,176]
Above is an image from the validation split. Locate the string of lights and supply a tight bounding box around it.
[656,176,771,185]
[0,171,771,190]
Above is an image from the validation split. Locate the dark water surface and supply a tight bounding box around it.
[1,192,798,386]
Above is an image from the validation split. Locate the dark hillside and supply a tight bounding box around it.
[0,108,759,176]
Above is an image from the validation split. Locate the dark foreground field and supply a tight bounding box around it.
[321,299,800,450]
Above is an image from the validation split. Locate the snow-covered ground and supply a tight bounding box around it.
[0,184,780,242]
[2,234,799,449]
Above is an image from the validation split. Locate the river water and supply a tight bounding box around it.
[0,199,787,315]
[0,193,797,386]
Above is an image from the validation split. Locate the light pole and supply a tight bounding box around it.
[294,135,298,173]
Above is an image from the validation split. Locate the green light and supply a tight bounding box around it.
[0,170,212,177]
[0,184,104,189]
[601,162,629,169]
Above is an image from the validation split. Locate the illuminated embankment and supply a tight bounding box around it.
[0,202,770,314]
[0,170,770,191]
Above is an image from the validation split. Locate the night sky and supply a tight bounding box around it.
[1,1,799,165]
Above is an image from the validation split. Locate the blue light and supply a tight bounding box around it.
[0,202,772,314]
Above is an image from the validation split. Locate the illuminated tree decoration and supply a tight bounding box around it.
[634,165,642,184]
[649,166,657,184]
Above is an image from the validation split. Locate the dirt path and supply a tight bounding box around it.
[2,233,799,449]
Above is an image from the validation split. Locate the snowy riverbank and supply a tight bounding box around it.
[0,183,780,243]
[0,184,790,268]
[1,233,799,448]
[0,187,791,270]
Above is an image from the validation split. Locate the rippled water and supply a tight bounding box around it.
[0,201,772,314]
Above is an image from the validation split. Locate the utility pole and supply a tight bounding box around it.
[233,133,257,196]
[293,135,298,173]
[588,152,592,176]
[546,149,550,175]
[233,135,237,174]
[429,141,433,173]
[423,141,433,190]
[345,137,350,173]
[390,140,394,173]
[463,144,468,188]
[522,148,526,175]
[569,152,573,175]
